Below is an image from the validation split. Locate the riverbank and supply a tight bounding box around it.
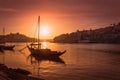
[0,64,44,80]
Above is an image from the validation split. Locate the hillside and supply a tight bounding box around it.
[54,23,120,43]
[0,33,36,42]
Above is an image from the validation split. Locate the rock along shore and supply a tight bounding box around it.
[0,64,44,80]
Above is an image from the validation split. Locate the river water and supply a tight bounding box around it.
[0,42,120,80]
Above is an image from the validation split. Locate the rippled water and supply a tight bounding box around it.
[0,42,120,80]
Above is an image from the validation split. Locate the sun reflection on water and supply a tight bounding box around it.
[41,42,47,49]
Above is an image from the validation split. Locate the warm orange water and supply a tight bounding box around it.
[0,42,120,80]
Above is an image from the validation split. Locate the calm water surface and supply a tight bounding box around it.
[0,42,120,80]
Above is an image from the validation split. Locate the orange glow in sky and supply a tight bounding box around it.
[0,0,120,39]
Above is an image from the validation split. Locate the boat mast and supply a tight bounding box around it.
[38,16,40,49]
[3,27,5,44]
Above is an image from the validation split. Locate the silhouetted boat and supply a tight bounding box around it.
[28,53,65,64]
[0,27,15,50]
[0,45,15,50]
[0,46,3,52]
[27,16,66,57]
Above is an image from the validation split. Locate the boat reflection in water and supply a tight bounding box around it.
[27,53,65,79]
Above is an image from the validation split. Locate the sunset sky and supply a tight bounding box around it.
[0,0,120,39]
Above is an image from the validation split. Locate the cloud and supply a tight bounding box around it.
[0,8,17,12]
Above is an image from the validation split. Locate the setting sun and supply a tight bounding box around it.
[40,25,51,38]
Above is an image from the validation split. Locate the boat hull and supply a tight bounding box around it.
[0,45,15,50]
[29,54,65,64]
[27,46,66,58]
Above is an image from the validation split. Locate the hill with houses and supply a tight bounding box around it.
[54,22,120,43]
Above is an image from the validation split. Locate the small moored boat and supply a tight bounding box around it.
[0,27,15,50]
[0,45,15,50]
[27,44,66,57]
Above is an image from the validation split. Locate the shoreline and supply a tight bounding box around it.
[0,64,44,80]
